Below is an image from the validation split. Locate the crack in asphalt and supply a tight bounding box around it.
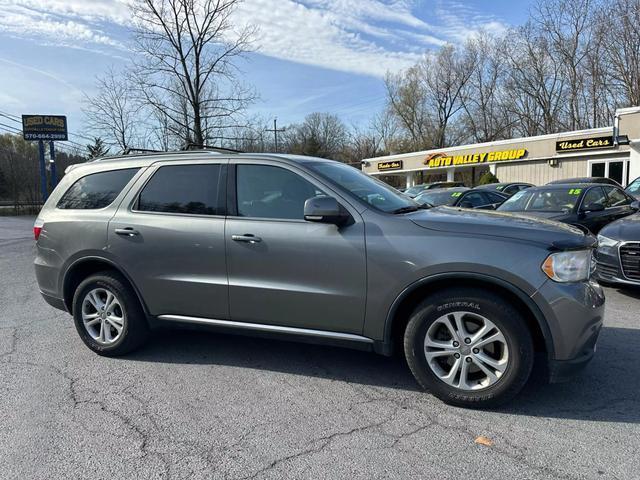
[238,416,394,480]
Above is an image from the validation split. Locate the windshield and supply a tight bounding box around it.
[498,188,580,212]
[308,162,417,213]
[415,190,463,207]
[626,177,640,195]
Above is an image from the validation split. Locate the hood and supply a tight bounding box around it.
[409,206,594,250]
[599,213,640,240]
[513,211,569,221]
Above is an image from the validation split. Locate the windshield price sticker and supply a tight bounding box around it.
[568,189,582,195]
[451,192,463,197]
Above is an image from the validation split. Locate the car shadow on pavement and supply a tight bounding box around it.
[611,285,640,300]
[126,324,640,423]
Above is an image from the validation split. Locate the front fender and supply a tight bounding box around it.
[371,271,555,360]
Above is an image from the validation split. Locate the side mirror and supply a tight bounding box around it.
[631,200,640,210]
[582,202,605,213]
[304,196,351,226]
[459,201,474,209]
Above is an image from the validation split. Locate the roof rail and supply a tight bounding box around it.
[183,143,243,154]
[122,147,163,155]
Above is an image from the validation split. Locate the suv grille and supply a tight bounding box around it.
[620,243,640,281]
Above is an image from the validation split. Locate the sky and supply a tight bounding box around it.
[0,0,532,148]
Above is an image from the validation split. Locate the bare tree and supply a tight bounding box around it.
[420,45,476,148]
[385,67,432,151]
[385,45,474,150]
[605,0,640,106]
[502,24,567,136]
[532,0,604,129]
[460,33,513,142]
[83,69,141,151]
[130,0,256,147]
[284,113,349,160]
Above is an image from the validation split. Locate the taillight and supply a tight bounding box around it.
[33,219,44,241]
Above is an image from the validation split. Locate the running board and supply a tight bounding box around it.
[157,315,374,344]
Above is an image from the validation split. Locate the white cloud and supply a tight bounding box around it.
[0,3,125,48]
[0,0,510,77]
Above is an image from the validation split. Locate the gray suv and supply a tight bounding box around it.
[34,152,605,407]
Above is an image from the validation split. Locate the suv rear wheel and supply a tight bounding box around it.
[72,271,149,356]
[404,288,533,408]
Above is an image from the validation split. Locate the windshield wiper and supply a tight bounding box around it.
[391,205,421,214]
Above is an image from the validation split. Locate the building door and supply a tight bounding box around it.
[588,158,628,186]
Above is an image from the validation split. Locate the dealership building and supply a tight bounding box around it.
[362,106,640,189]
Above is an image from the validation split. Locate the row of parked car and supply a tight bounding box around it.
[399,176,640,287]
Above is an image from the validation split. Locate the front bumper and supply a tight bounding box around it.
[548,331,599,383]
[595,245,640,286]
[532,278,604,378]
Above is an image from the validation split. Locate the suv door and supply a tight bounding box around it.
[225,160,367,334]
[108,160,229,319]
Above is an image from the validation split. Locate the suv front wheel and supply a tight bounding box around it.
[72,271,150,356]
[404,288,533,408]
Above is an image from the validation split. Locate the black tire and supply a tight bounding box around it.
[404,287,534,408]
[72,271,150,356]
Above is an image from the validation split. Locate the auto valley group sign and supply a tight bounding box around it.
[21,115,68,141]
[423,149,528,168]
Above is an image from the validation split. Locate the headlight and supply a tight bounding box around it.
[597,234,619,248]
[542,250,593,282]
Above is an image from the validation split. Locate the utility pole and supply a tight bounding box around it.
[265,117,286,153]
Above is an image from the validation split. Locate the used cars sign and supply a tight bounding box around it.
[21,115,68,141]
[556,135,613,152]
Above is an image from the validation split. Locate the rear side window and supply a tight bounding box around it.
[57,168,139,209]
[137,164,223,215]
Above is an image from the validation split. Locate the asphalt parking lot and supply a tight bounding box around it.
[1,215,639,480]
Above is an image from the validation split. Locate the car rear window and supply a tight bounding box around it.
[137,164,224,215]
[57,168,139,210]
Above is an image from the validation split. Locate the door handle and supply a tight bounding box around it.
[114,227,140,237]
[232,234,262,243]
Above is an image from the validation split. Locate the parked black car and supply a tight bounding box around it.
[547,177,623,187]
[595,213,640,286]
[498,183,639,234]
[404,181,465,198]
[475,182,534,196]
[625,176,640,200]
[414,187,508,210]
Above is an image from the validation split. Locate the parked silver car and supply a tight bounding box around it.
[34,151,604,407]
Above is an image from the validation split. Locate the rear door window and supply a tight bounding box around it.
[137,164,224,215]
[603,186,631,207]
[485,192,506,203]
[460,192,487,207]
[57,168,139,209]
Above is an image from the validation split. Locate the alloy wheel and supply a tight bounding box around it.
[81,288,126,345]
[424,311,509,391]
